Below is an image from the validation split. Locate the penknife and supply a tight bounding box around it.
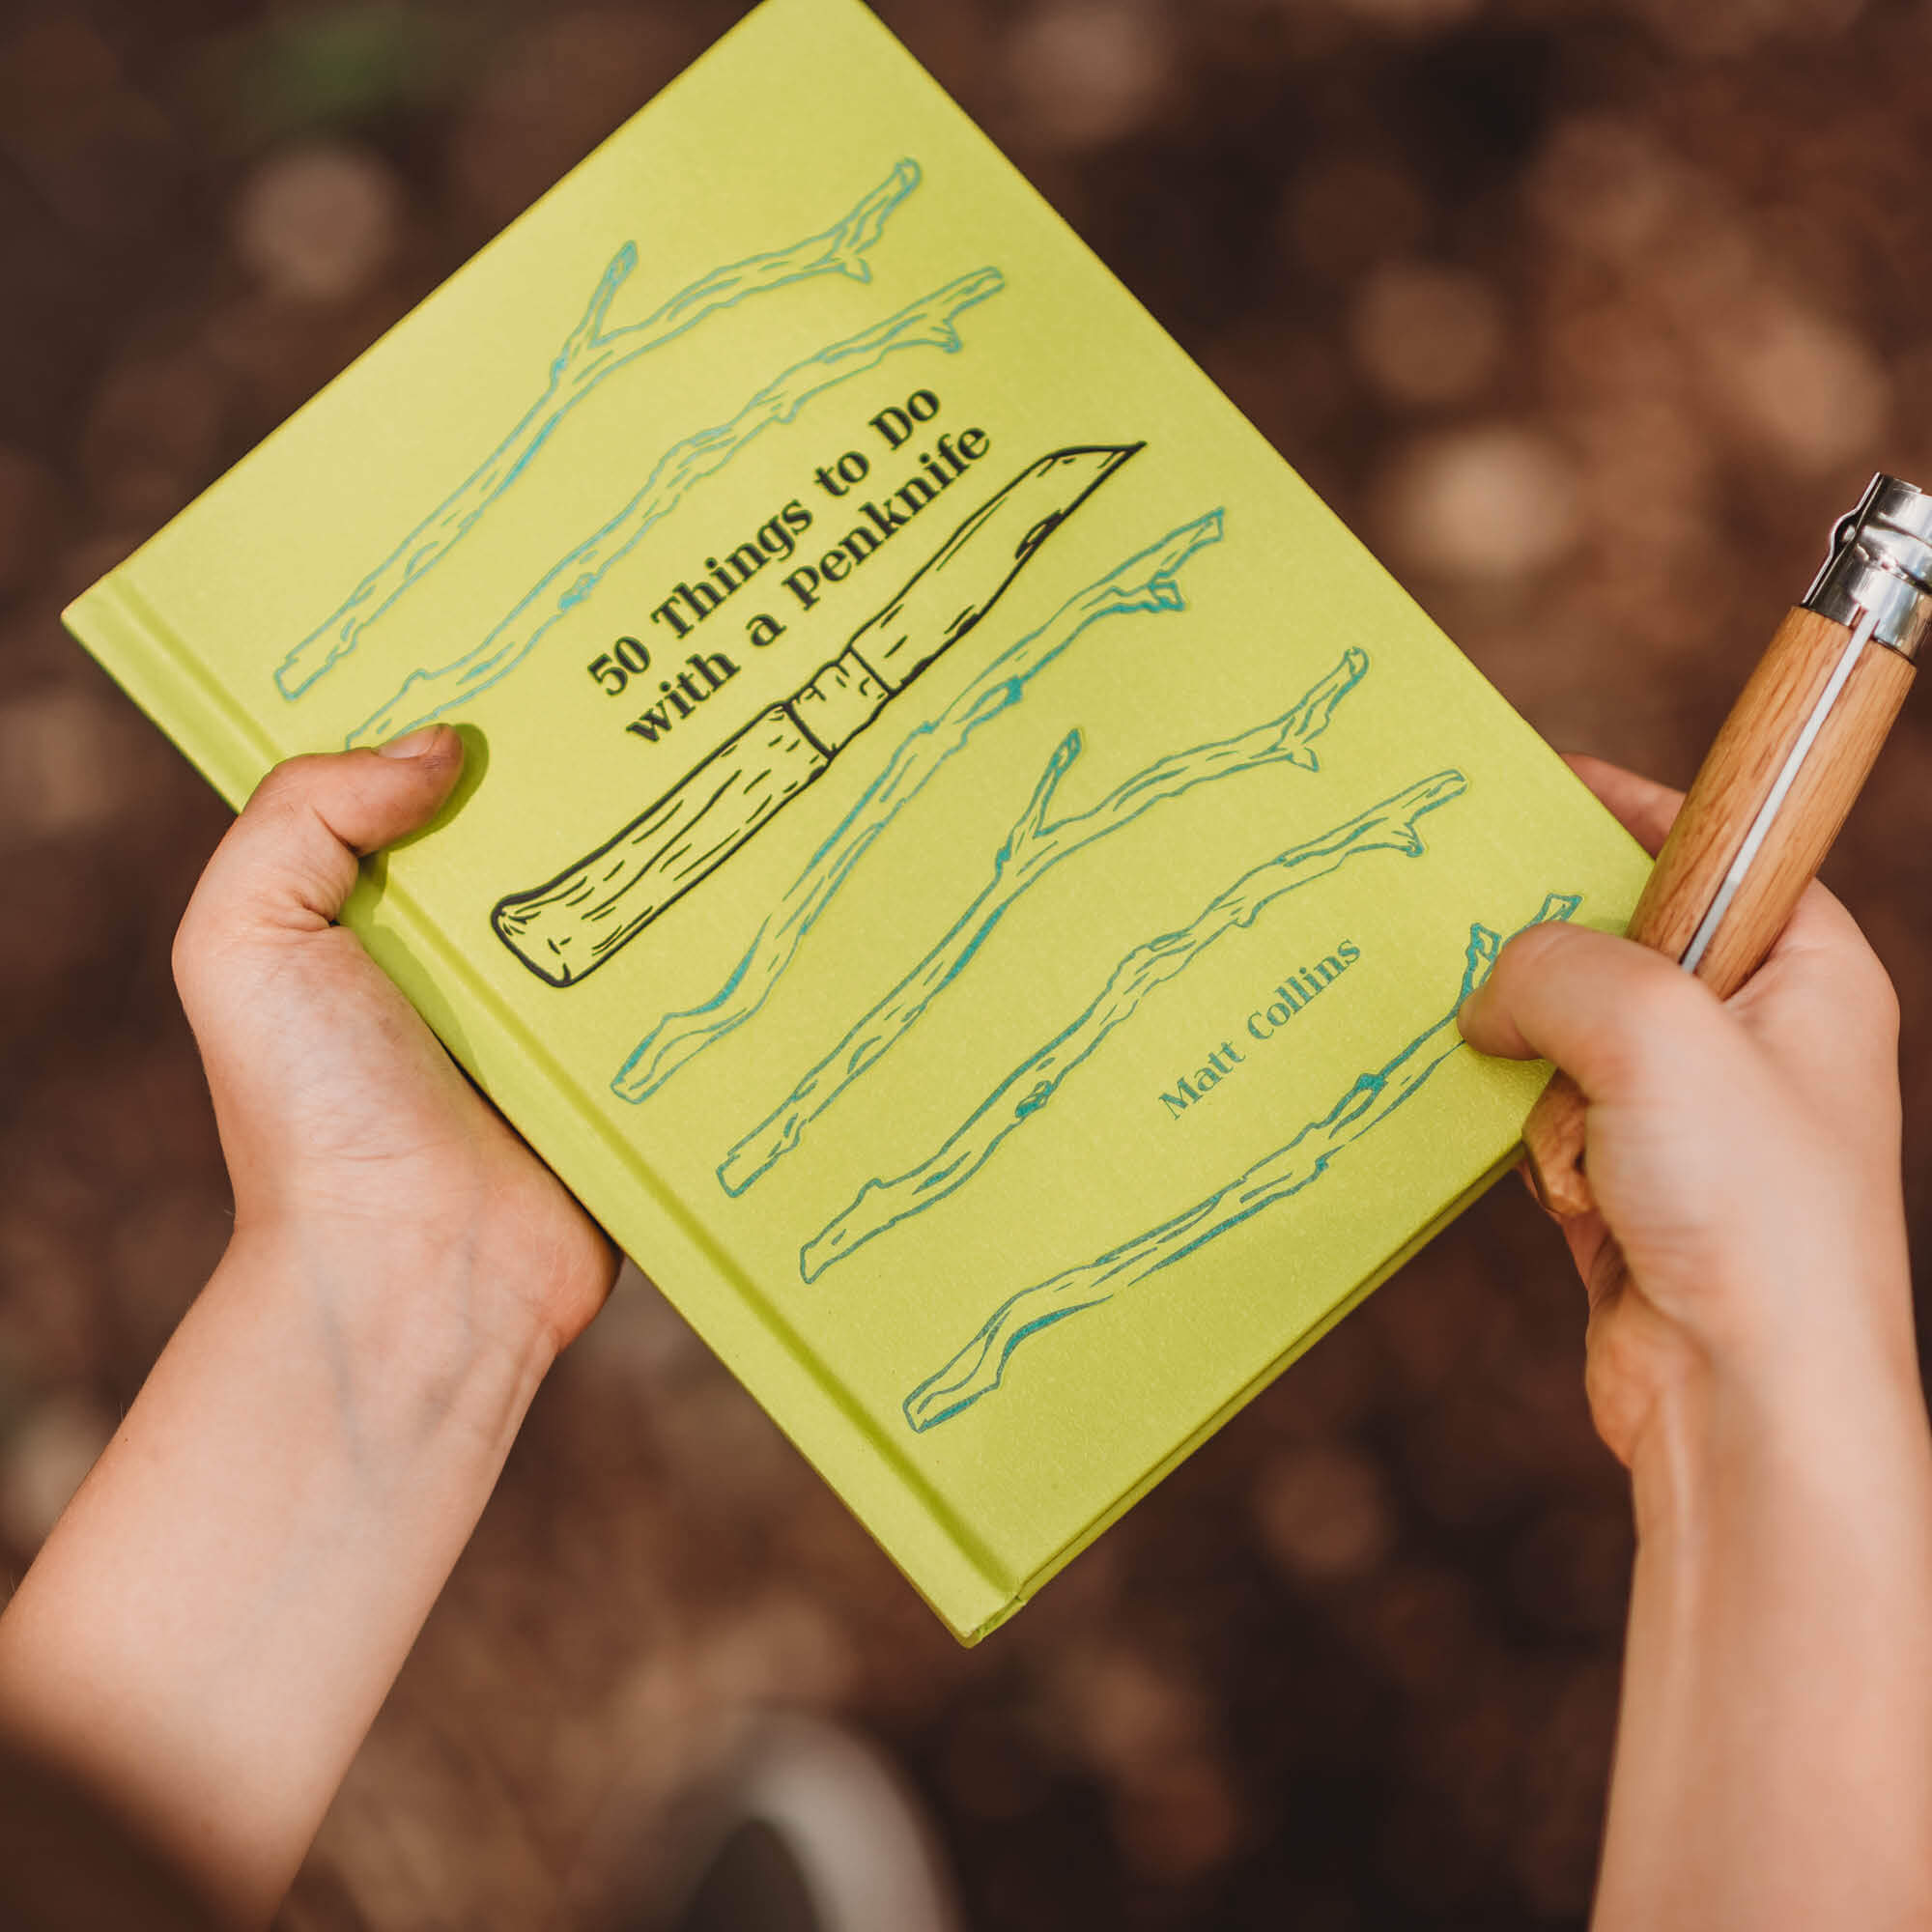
[1523,471,1925,1216]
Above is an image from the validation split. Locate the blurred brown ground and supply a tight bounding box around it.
[2,1,1929,1927]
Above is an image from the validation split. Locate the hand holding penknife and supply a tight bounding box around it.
[1521,473,1925,1217]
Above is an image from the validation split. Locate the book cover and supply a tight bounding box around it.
[63,0,1650,1641]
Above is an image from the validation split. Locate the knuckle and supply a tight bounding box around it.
[171,897,219,1007]
[1848,951,1901,1043]
[1503,920,1574,965]
[1492,919,1576,988]
[169,908,196,992]
[245,753,330,821]
[1523,926,1715,1094]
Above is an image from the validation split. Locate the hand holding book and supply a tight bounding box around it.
[1460,753,1916,1470]
[0,729,616,1922]
[169,726,618,1362]
[60,0,1661,1634]
[31,0,1932,1919]
[5,738,1926,1928]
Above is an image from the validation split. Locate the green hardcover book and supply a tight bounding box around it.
[63,0,1648,1640]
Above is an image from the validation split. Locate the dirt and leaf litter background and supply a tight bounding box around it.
[2,1,1929,1927]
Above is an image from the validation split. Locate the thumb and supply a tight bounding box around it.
[1457,920,1744,1108]
[176,726,463,968]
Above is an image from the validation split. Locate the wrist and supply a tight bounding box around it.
[0,1205,562,1923]
[222,1214,560,1457]
[1603,1308,1932,1932]
[1629,1335,1932,1553]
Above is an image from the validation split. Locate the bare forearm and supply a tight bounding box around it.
[1596,1365,1932,1931]
[0,1228,554,1925]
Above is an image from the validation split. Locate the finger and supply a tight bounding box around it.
[1747,873,1889,992]
[1561,753,1879,1007]
[177,728,463,960]
[1457,920,1740,1105]
[1560,753,1684,859]
[1558,748,1896,1089]
[1559,1208,1626,1311]
[1559,753,1879,1009]
[1728,878,1901,1147]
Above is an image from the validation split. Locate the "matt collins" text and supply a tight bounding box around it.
[1159,940,1362,1119]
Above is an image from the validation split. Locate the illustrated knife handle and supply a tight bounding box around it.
[488,441,1138,990]
[1523,602,1916,1218]
[492,701,834,986]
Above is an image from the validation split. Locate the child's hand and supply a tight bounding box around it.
[1458,754,1916,1473]
[172,725,617,1360]
[1463,758,1932,1932]
[0,726,619,1920]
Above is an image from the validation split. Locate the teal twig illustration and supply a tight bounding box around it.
[491,444,1141,984]
[343,264,1004,747]
[719,648,1370,1198]
[901,890,1581,1432]
[611,510,1228,1105]
[275,159,922,700]
[802,767,1465,1280]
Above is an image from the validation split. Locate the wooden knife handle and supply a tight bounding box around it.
[1522,605,1915,1217]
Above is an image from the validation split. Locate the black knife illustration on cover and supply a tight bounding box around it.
[491,440,1142,986]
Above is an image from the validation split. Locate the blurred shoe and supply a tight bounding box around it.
[596,1712,964,1932]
